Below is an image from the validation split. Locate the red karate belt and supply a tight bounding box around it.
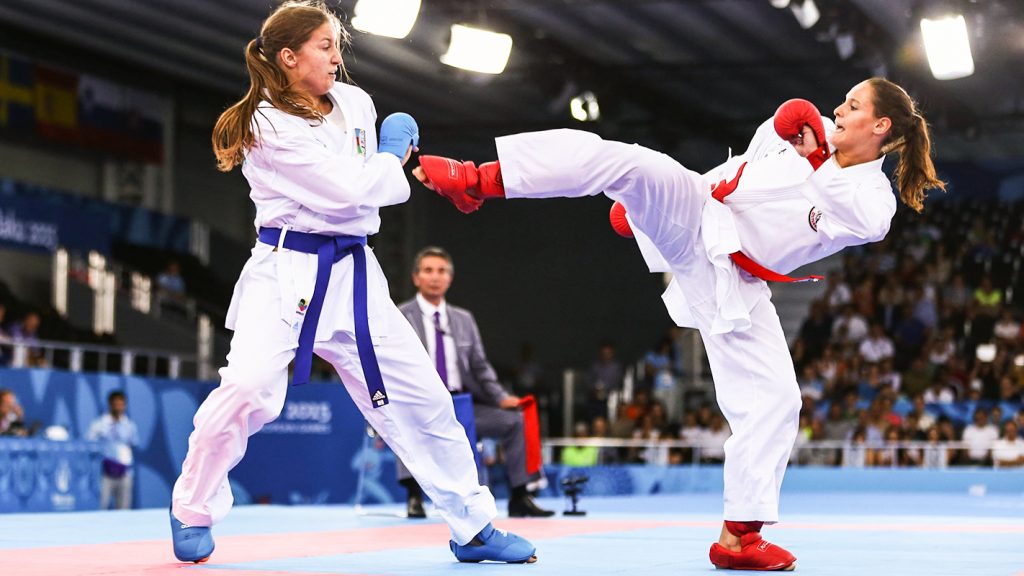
[712,162,823,283]
[517,395,542,475]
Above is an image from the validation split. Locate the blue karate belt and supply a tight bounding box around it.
[258,227,388,408]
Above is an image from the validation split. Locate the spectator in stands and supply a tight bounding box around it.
[909,286,938,330]
[0,388,25,436]
[642,337,675,394]
[588,341,623,420]
[973,276,1002,318]
[901,356,932,399]
[893,305,927,365]
[936,416,958,444]
[815,346,841,386]
[698,414,729,464]
[647,401,670,433]
[10,311,45,367]
[998,375,1021,403]
[609,403,635,439]
[838,389,860,421]
[623,389,652,423]
[970,361,1001,401]
[825,272,852,309]
[822,403,853,443]
[960,408,999,466]
[993,308,1021,345]
[590,415,619,464]
[798,365,825,401]
[901,412,924,441]
[921,426,948,469]
[630,412,669,465]
[797,300,833,361]
[875,273,905,330]
[842,426,873,468]
[923,376,956,404]
[1015,409,1024,439]
[851,409,883,445]
[859,322,895,364]
[877,358,901,394]
[561,422,599,468]
[156,260,189,317]
[0,302,9,339]
[991,421,1024,468]
[832,305,869,345]
[906,394,936,433]
[88,391,139,510]
[679,410,700,439]
[992,406,1005,428]
[874,426,905,467]
[926,327,956,367]
[157,260,187,297]
[942,273,970,310]
[394,247,553,518]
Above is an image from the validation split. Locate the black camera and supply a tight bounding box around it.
[560,474,589,516]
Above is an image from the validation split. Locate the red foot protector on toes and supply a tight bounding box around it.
[709,532,796,571]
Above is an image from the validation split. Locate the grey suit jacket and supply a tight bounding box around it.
[398,298,509,407]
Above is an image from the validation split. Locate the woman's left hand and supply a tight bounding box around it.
[788,124,821,158]
[378,112,419,165]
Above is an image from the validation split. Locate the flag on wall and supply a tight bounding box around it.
[0,50,165,164]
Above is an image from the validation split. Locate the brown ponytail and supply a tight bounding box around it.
[212,1,350,172]
[867,77,945,213]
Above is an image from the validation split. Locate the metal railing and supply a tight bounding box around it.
[542,438,1022,469]
[0,336,195,378]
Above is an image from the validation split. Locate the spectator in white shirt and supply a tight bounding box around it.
[699,414,730,464]
[832,305,869,344]
[991,421,1024,468]
[859,322,894,364]
[960,408,999,466]
[826,273,852,309]
[993,309,1021,344]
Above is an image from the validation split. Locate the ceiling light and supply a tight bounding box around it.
[570,91,600,122]
[920,15,975,80]
[790,0,820,29]
[440,24,513,75]
[770,0,790,8]
[352,0,421,39]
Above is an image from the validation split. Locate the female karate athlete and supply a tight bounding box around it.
[169,1,535,565]
[414,77,945,571]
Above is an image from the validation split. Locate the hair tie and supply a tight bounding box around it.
[255,36,264,51]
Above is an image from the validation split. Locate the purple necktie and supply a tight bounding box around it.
[433,311,449,389]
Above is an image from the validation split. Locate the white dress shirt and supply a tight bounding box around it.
[416,293,462,392]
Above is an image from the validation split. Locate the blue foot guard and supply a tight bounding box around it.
[450,523,537,564]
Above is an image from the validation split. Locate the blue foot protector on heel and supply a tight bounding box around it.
[450,523,537,563]
[169,507,215,563]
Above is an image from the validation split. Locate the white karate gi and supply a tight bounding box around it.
[171,82,496,545]
[495,122,895,521]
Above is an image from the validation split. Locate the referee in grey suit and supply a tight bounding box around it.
[396,247,553,518]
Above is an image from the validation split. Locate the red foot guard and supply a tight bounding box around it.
[709,522,796,571]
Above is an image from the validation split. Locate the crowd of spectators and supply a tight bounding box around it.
[559,201,1024,469]
[0,297,48,368]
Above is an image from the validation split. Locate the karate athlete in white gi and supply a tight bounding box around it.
[169,1,536,566]
[414,77,945,571]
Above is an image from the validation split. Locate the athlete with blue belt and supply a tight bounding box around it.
[168,1,535,565]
